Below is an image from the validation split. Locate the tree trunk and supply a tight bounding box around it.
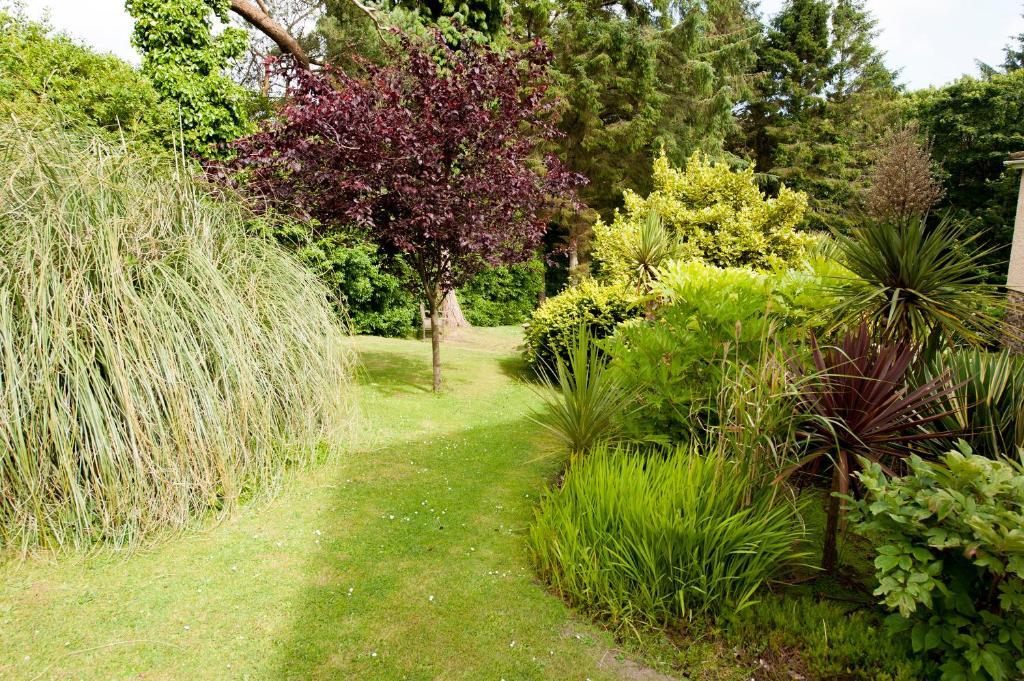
[441,290,471,328]
[428,290,442,392]
[822,470,841,573]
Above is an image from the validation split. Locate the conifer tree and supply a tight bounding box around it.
[738,0,898,232]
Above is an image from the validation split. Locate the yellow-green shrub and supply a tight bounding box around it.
[522,280,643,371]
[593,153,810,277]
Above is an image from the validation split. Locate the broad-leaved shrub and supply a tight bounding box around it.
[849,446,1024,681]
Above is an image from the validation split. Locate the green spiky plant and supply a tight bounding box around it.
[919,348,1024,460]
[530,326,634,456]
[0,123,355,552]
[828,217,1004,352]
[621,209,681,292]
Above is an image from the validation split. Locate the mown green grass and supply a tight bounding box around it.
[0,328,671,680]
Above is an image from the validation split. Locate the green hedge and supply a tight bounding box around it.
[522,280,644,371]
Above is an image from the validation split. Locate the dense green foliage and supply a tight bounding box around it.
[0,10,174,144]
[912,69,1024,278]
[529,444,808,623]
[522,279,643,370]
[252,216,417,337]
[850,447,1024,681]
[592,153,810,275]
[543,0,758,217]
[0,125,353,551]
[739,0,898,231]
[608,260,829,441]
[127,0,252,155]
[459,259,544,327]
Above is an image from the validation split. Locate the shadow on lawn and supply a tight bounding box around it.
[270,414,559,679]
[354,348,434,396]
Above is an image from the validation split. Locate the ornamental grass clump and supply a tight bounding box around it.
[0,125,355,552]
[528,444,808,625]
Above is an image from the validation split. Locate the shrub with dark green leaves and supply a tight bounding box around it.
[528,443,808,624]
[459,258,544,327]
[522,280,643,371]
[849,446,1024,681]
[296,237,416,338]
[255,217,417,338]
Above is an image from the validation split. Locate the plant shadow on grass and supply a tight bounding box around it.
[497,353,538,384]
[354,348,434,396]
[270,415,563,679]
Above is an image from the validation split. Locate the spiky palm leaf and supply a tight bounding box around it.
[828,217,1004,349]
[783,323,958,570]
[623,210,682,292]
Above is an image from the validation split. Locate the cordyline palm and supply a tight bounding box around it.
[623,210,682,293]
[783,323,958,572]
[828,217,1004,353]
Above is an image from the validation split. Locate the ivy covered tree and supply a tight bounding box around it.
[217,33,582,390]
[127,0,253,154]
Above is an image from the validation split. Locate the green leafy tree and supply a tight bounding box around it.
[546,0,758,217]
[0,9,175,144]
[739,0,898,231]
[127,0,252,154]
[911,69,1024,278]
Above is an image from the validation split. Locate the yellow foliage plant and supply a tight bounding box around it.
[593,153,811,280]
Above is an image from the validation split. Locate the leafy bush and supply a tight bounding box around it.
[592,152,810,276]
[849,446,1024,681]
[607,260,831,441]
[522,280,643,370]
[530,327,634,455]
[829,217,1004,350]
[919,349,1024,460]
[0,125,354,551]
[529,444,808,624]
[459,258,544,326]
[0,9,174,145]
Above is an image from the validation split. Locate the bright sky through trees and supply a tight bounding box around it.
[15,0,1024,89]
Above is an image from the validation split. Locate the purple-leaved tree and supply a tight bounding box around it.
[218,32,582,391]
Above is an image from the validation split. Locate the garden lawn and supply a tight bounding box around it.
[0,328,638,680]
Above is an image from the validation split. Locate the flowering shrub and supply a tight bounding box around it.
[849,446,1024,681]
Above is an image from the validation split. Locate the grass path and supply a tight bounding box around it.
[0,328,634,680]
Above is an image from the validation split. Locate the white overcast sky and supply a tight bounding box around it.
[12,0,1024,90]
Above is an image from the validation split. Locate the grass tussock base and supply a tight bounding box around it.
[0,124,355,552]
